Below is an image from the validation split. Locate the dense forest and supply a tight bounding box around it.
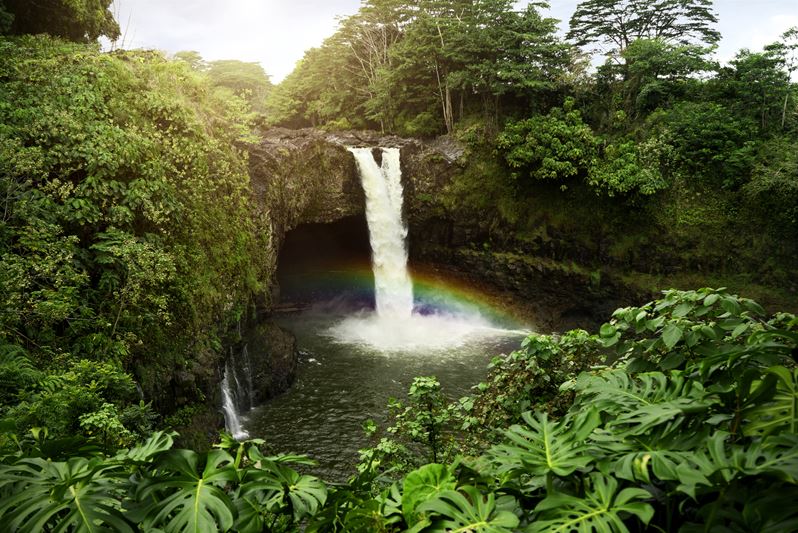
[0,0,797,531]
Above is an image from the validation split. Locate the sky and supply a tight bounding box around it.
[105,0,798,82]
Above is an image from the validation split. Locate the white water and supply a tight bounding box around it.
[221,361,249,439]
[349,147,414,318]
[329,147,527,351]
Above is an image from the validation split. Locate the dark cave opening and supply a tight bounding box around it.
[276,215,374,308]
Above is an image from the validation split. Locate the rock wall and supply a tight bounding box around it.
[247,127,644,331]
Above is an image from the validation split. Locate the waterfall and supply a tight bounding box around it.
[221,361,248,439]
[328,146,524,351]
[348,147,413,319]
[221,343,255,440]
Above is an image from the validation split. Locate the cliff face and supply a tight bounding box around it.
[249,129,364,235]
[248,128,465,241]
[247,128,635,331]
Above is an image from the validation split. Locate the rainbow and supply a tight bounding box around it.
[279,260,530,329]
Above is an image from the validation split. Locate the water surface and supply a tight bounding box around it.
[246,306,525,480]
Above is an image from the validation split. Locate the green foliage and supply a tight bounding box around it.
[416,485,519,532]
[360,377,459,475]
[497,99,598,185]
[266,0,569,133]
[587,139,669,196]
[619,39,716,113]
[206,59,273,115]
[463,329,603,441]
[487,410,598,490]
[648,101,759,187]
[743,135,798,235]
[0,430,328,532]
[567,0,720,53]
[0,455,133,532]
[0,289,796,532]
[401,463,456,527]
[529,473,653,533]
[0,0,120,42]
[0,36,273,420]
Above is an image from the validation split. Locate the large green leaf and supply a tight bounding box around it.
[529,473,653,533]
[237,458,327,523]
[130,449,237,533]
[486,409,599,487]
[119,431,175,464]
[605,425,706,487]
[416,485,519,533]
[0,456,132,532]
[574,370,716,436]
[744,366,798,437]
[670,432,798,498]
[401,463,456,526]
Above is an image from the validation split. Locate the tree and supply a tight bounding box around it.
[0,0,120,42]
[388,0,568,133]
[567,0,719,56]
[330,0,407,132]
[717,46,792,133]
[497,98,598,185]
[207,60,273,113]
[173,51,207,72]
[610,38,715,114]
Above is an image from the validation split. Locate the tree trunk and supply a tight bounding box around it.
[782,90,790,129]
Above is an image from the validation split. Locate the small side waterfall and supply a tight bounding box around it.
[348,147,413,319]
[220,345,253,439]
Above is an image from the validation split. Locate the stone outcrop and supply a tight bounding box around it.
[241,321,299,405]
[247,127,646,331]
[249,128,364,236]
[248,128,466,239]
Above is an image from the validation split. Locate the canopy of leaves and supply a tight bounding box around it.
[0,36,273,427]
[497,98,598,184]
[266,0,570,135]
[567,0,720,54]
[0,0,120,42]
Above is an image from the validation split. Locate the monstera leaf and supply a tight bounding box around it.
[743,366,798,437]
[120,431,176,464]
[679,431,798,489]
[529,473,653,533]
[237,459,327,524]
[0,456,132,532]
[402,463,457,526]
[129,449,237,532]
[486,409,599,490]
[416,485,520,533]
[607,426,704,488]
[574,370,716,436]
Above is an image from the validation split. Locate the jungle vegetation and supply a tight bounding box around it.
[0,0,797,531]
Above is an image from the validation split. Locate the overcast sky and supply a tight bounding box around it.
[106,0,798,82]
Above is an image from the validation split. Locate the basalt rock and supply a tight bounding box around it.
[249,128,465,233]
[241,321,299,405]
[248,127,649,329]
[249,128,364,236]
